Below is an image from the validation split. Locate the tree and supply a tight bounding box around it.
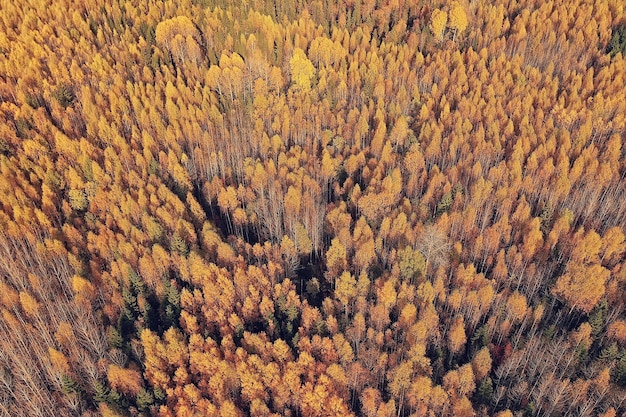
[552,263,609,313]
[448,3,469,40]
[471,347,492,381]
[607,24,626,56]
[68,189,88,211]
[360,388,382,417]
[506,291,527,324]
[107,364,143,396]
[521,218,543,260]
[430,9,448,41]
[416,225,450,271]
[397,246,426,283]
[601,226,625,265]
[335,271,357,315]
[155,16,203,64]
[448,316,467,356]
[19,291,41,317]
[388,361,413,415]
[606,320,626,345]
[290,48,316,92]
[326,238,347,280]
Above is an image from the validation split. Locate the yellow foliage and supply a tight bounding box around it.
[2,1,626,416]
[471,347,492,380]
[294,222,313,255]
[19,291,40,317]
[552,263,609,313]
[48,348,70,375]
[156,16,199,48]
[68,189,88,210]
[430,9,448,41]
[71,275,96,301]
[108,364,143,396]
[506,291,528,323]
[100,403,124,417]
[289,48,316,92]
[449,2,469,34]
[335,271,357,309]
[218,186,239,212]
[378,278,397,311]
[448,316,466,354]
[606,320,626,344]
[326,238,347,278]
[0,282,19,309]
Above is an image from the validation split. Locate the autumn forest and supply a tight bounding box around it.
[1,0,626,416]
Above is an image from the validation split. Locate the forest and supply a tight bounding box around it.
[0,0,626,416]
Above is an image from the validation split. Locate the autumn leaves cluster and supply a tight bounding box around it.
[1,0,626,416]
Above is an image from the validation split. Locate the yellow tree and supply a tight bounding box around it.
[217,186,239,232]
[471,347,492,381]
[448,316,467,356]
[448,2,469,40]
[290,48,316,92]
[335,271,357,316]
[521,218,543,261]
[552,263,609,313]
[430,9,448,41]
[108,364,143,396]
[506,291,528,324]
[326,238,347,282]
[155,16,202,64]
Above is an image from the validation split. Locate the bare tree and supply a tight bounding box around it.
[415,224,451,272]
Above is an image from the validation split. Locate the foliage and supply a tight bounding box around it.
[0,0,625,416]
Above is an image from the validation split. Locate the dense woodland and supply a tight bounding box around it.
[1,0,626,416]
